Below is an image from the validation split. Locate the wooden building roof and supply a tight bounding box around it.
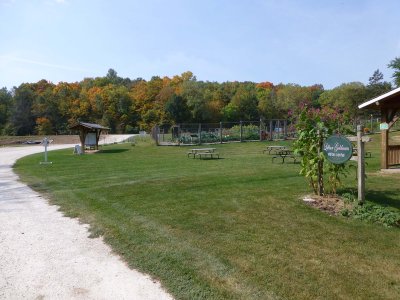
[69,121,110,131]
[358,86,400,110]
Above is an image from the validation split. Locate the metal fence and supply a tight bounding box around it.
[152,119,296,145]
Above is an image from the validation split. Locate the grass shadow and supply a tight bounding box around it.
[365,190,400,210]
[339,187,400,210]
[98,149,130,154]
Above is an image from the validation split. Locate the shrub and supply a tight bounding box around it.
[340,193,400,228]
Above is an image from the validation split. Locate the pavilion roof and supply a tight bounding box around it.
[69,121,110,131]
[358,86,400,110]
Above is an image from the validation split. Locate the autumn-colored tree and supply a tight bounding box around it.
[1,68,366,136]
[35,117,53,135]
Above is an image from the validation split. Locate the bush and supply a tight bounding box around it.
[351,203,400,227]
[340,197,400,228]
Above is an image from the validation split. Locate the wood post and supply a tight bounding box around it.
[220,122,223,144]
[269,120,273,141]
[357,125,365,203]
[79,129,87,154]
[198,123,201,145]
[381,129,389,169]
[95,129,101,150]
[240,121,243,142]
[283,120,287,139]
[381,111,388,169]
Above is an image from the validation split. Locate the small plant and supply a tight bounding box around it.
[341,192,356,204]
[340,200,400,228]
[352,203,400,227]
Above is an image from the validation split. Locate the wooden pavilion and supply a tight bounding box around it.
[69,121,110,153]
[358,87,400,170]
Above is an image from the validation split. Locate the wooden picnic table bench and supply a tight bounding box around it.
[352,147,372,158]
[272,149,300,163]
[263,145,288,155]
[187,148,219,159]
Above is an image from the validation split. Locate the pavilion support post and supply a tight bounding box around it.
[381,109,389,169]
[79,129,88,154]
[381,129,389,169]
[95,129,102,150]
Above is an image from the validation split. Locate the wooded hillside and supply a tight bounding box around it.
[0,68,392,135]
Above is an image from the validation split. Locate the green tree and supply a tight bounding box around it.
[230,83,258,120]
[165,94,190,123]
[318,82,367,121]
[275,83,313,117]
[11,84,36,135]
[369,69,383,85]
[221,103,240,121]
[0,87,13,134]
[182,80,210,122]
[366,69,392,99]
[256,82,277,119]
[388,57,400,87]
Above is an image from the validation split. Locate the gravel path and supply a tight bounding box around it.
[0,137,173,300]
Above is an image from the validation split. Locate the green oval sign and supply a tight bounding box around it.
[323,135,353,164]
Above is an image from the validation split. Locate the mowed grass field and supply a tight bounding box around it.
[14,134,400,299]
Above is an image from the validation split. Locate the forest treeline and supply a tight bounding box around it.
[1,60,399,135]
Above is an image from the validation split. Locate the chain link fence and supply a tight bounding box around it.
[152,119,296,145]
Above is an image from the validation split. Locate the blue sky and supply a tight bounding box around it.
[1,0,399,89]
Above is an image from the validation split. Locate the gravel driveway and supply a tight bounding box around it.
[0,138,173,300]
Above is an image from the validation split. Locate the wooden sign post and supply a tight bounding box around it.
[357,125,365,203]
[324,129,370,204]
[347,126,371,204]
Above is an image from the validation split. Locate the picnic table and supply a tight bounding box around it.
[352,147,372,158]
[263,145,287,155]
[272,149,299,163]
[187,148,219,159]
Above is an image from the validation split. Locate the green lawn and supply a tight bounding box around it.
[14,135,400,299]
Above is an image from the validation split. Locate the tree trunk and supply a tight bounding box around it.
[317,130,324,196]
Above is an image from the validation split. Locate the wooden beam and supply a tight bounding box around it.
[389,114,399,129]
[95,129,102,150]
[346,136,371,143]
[79,129,88,154]
[381,109,389,169]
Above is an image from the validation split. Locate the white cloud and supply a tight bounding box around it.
[0,55,88,72]
[43,0,68,6]
[0,0,16,6]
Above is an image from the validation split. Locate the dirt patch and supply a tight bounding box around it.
[303,195,351,215]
